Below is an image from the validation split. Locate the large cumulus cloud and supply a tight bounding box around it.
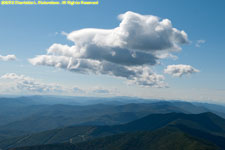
[29,11,189,87]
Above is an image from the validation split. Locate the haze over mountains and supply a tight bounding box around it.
[0,96,225,150]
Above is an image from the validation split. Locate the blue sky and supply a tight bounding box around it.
[0,0,225,103]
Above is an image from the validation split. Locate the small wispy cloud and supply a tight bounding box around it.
[0,54,16,61]
[195,40,206,47]
[61,31,68,36]
[93,89,110,94]
[73,87,85,93]
[1,73,63,93]
[0,73,120,96]
[91,87,119,95]
[164,64,200,77]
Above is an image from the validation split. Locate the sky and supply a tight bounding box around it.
[0,0,225,103]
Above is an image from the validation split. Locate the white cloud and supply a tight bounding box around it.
[0,54,16,61]
[1,73,63,93]
[61,31,68,36]
[29,11,189,87]
[155,53,178,60]
[73,87,85,93]
[195,40,205,47]
[92,88,110,94]
[90,86,119,95]
[0,73,117,95]
[164,64,200,77]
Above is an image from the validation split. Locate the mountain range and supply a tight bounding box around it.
[1,96,225,150]
[4,112,225,150]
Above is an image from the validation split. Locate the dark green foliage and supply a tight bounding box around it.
[9,127,219,150]
[72,127,219,150]
[2,112,225,150]
[8,143,76,150]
